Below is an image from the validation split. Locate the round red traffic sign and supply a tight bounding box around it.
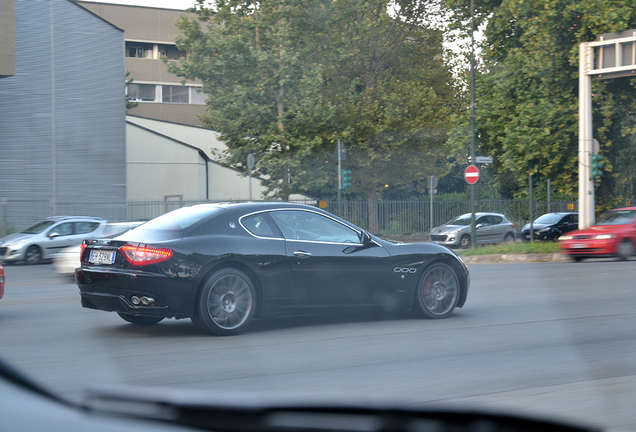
[465,165,479,184]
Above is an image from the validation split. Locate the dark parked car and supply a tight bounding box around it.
[76,202,470,335]
[521,212,578,241]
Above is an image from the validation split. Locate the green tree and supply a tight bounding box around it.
[170,0,459,223]
[169,0,336,198]
[324,0,458,231]
[445,0,636,201]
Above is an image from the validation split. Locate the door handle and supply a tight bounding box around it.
[293,251,312,259]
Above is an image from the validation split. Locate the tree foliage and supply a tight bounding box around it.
[445,0,636,200]
[169,0,459,213]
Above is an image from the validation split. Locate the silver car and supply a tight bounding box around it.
[430,212,516,248]
[0,216,107,265]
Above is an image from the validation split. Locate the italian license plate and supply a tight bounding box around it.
[89,250,116,264]
[570,243,586,249]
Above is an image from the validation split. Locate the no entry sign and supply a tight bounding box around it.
[465,165,479,185]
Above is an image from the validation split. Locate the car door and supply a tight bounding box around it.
[490,215,507,242]
[43,222,76,257]
[475,216,495,244]
[269,209,392,307]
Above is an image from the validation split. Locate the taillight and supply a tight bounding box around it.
[120,245,173,266]
[80,243,87,261]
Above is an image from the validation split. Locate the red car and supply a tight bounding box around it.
[558,206,636,261]
[0,263,4,299]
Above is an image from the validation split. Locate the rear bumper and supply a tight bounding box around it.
[76,267,195,319]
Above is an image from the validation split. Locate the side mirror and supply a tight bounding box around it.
[361,231,373,245]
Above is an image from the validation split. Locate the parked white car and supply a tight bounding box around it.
[53,221,145,275]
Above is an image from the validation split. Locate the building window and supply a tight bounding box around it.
[190,87,205,105]
[160,44,187,60]
[162,85,189,104]
[127,84,155,102]
[128,46,144,58]
[126,42,153,58]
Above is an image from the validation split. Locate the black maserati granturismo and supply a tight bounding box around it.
[76,202,469,335]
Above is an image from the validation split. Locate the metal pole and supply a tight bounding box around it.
[547,179,551,213]
[579,42,594,229]
[337,139,342,216]
[469,0,476,247]
[430,186,433,233]
[529,173,534,242]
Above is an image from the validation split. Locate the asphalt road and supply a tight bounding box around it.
[1,259,636,431]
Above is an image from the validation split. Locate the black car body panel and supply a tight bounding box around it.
[76,203,469,333]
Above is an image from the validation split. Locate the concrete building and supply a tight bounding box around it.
[76,1,206,126]
[0,0,127,229]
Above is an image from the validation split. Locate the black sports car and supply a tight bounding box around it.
[76,203,469,335]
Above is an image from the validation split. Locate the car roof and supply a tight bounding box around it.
[45,216,106,222]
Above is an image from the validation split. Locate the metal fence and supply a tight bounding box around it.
[326,200,579,235]
[0,196,583,237]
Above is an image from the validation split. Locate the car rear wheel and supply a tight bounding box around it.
[617,240,634,261]
[25,245,42,265]
[117,312,164,325]
[193,268,256,336]
[572,256,585,262]
[504,233,515,243]
[414,263,460,319]
[459,235,471,249]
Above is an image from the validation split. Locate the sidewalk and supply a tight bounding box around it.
[459,253,569,264]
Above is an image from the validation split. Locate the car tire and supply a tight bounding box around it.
[414,263,460,319]
[616,240,634,261]
[193,268,257,336]
[459,235,471,249]
[572,256,584,262]
[117,312,164,325]
[504,233,515,243]
[25,245,42,265]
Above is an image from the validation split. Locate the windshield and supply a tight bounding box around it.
[533,214,562,224]
[21,220,55,234]
[596,209,636,225]
[3,1,635,431]
[445,214,472,226]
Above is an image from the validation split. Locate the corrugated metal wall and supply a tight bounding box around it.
[0,0,126,231]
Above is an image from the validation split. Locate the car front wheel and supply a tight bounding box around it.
[25,245,42,265]
[414,263,460,319]
[459,235,471,249]
[616,240,634,261]
[193,268,257,336]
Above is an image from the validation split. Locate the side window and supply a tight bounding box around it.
[492,216,503,224]
[50,222,73,237]
[572,214,578,223]
[562,215,572,224]
[271,210,360,243]
[75,222,100,235]
[241,214,277,238]
[476,217,490,227]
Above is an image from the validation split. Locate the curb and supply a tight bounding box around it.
[459,253,569,264]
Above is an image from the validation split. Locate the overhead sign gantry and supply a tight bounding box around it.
[579,30,636,229]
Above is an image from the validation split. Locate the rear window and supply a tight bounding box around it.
[139,206,224,231]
